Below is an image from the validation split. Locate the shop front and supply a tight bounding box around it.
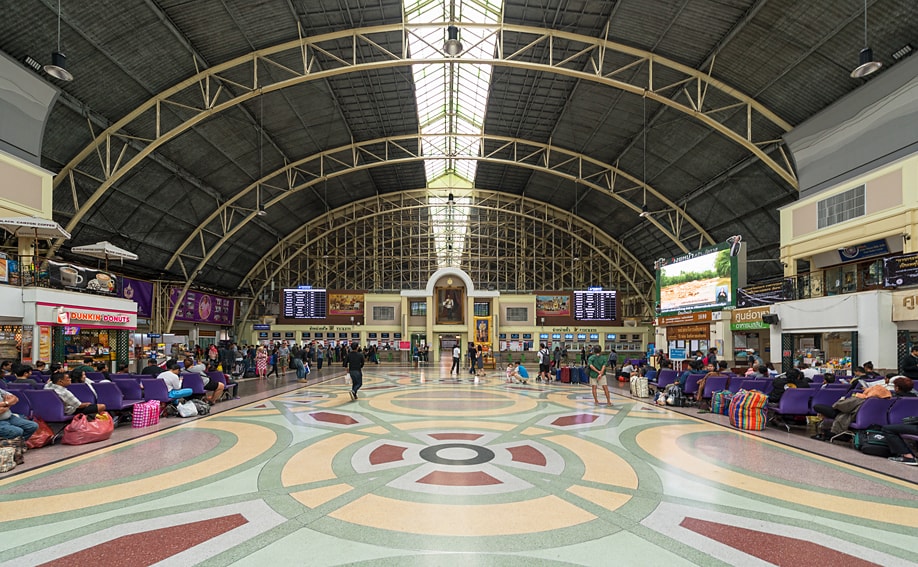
[771,290,896,374]
[24,288,138,371]
[654,311,720,369]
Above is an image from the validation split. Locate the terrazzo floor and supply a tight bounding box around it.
[1,361,917,566]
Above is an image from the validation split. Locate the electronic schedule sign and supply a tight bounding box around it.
[282,287,327,319]
[573,288,617,321]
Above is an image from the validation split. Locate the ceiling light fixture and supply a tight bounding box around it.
[443,25,463,57]
[43,0,73,81]
[255,97,267,216]
[850,0,882,78]
[639,204,649,218]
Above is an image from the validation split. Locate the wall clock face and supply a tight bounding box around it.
[447,278,453,285]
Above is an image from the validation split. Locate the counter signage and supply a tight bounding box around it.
[253,324,271,330]
[839,239,888,262]
[885,252,918,288]
[655,311,711,326]
[731,307,771,330]
[146,333,162,338]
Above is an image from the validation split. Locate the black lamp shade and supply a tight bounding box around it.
[851,47,882,78]
[44,51,73,81]
[444,26,463,56]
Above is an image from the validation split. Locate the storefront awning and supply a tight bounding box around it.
[0,216,71,239]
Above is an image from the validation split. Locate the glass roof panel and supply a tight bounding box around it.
[405,0,502,267]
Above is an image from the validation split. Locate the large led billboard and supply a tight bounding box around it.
[656,241,745,314]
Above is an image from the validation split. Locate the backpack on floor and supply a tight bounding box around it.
[666,384,686,407]
[853,429,892,457]
[192,399,211,415]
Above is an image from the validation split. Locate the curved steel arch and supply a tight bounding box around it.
[162,135,712,328]
[231,189,656,335]
[51,22,796,255]
[165,133,713,275]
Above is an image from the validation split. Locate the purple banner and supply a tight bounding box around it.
[118,277,153,318]
[168,287,235,325]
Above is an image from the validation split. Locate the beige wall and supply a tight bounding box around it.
[781,154,917,272]
[0,149,53,217]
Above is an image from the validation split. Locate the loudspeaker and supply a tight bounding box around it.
[762,314,779,325]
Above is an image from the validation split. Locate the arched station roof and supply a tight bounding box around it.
[1,0,915,310]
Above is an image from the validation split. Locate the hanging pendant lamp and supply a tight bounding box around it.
[850,0,882,78]
[44,0,73,81]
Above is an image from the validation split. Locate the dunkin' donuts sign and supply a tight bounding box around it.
[61,311,131,324]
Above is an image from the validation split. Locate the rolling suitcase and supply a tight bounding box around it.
[578,366,590,384]
[560,367,571,383]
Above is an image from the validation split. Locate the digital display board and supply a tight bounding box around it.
[573,288,617,320]
[282,287,327,319]
[656,241,745,314]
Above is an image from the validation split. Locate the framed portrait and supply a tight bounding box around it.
[474,317,490,344]
[436,287,464,325]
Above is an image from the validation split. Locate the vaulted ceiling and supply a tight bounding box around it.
[1,0,915,305]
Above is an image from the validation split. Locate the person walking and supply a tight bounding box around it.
[451,344,461,374]
[587,346,612,405]
[254,346,269,379]
[344,343,365,401]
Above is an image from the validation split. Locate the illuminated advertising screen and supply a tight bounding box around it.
[656,242,744,314]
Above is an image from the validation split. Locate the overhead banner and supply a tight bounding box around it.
[885,252,918,288]
[168,288,235,325]
[118,277,153,318]
[48,260,117,294]
[736,279,793,308]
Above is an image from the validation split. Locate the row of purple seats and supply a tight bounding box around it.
[767,389,918,434]
[830,397,918,442]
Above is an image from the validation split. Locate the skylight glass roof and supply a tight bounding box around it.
[404,0,502,267]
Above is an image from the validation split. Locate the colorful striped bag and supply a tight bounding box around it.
[728,389,768,430]
[711,390,733,415]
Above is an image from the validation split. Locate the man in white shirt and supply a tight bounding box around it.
[451,345,461,374]
[157,363,191,399]
[799,362,819,380]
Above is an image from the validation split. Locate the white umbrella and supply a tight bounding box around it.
[71,240,138,271]
[0,216,71,239]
